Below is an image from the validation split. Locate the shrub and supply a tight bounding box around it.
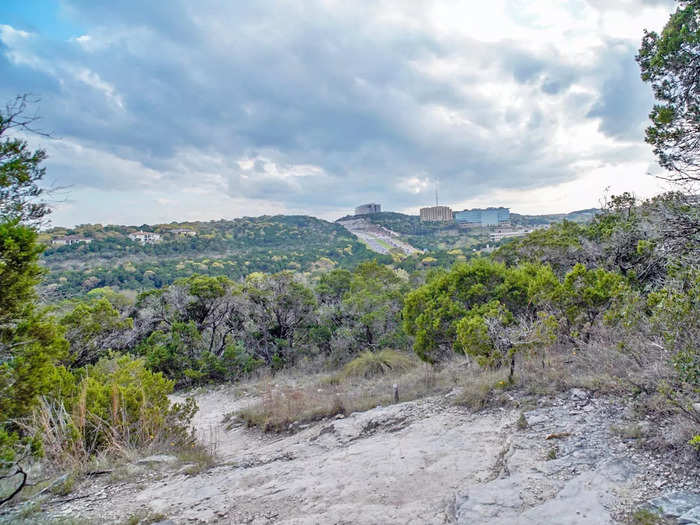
[28,354,197,466]
[342,350,416,379]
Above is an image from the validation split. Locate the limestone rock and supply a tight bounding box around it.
[646,491,700,522]
[570,388,588,401]
[679,506,700,525]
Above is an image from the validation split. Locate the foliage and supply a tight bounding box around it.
[74,354,194,451]
[557,264,625,343]
[0,97,69,484]
[403,259,558,364]
[245,271,317,366]
[28,354,197,467]
[689,434,700,451]
[138,321,262,387]
[0,95,50,225]
[496,193,699,290]
[647,271,700,421]
[637,0,700,181]
[59,297,133,367]
[493,220,592,276]
[339,261,408,351]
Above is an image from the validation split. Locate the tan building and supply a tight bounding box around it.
[420,205,453,222]
[171,228,196,236]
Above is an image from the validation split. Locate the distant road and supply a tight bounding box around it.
[337,217,421,256]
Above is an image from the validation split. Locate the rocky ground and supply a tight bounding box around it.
[8,387,700,524]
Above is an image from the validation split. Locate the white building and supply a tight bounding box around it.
[51,235,92,246]
[129,231,161,244]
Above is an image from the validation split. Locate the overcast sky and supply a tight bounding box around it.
[0,0,677,226]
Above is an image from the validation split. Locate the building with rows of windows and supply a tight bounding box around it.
[419,205,453,222]
[454,207,510,227]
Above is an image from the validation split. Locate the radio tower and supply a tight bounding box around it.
[435,179,439,207]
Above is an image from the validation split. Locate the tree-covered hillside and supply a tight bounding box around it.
[40,216,389,298]
[509,208,599,226]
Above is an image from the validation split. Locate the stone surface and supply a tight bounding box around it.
[570,388,589,401]
[136,454,178,465]
[31,386,700,524]
[454,400,640,525]
[680,506,700,525]
[646,491,700,522]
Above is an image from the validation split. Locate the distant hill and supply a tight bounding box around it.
[41,209,601,299]
[509,208,599,226]
[336,209,600,252]
[40,215,388,299]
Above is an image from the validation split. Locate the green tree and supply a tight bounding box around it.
[556,264,625,344]
[457,301,558,382]
[404,259,560,377]
[245,271,317,366]
[60,297,133,367]
[647,271,700,423]
[0,95,50,224]
[0,97,67,503]
[403,259,557,363]
[637,0,700,182]
[0,97,66,420]
[342,261,407,351]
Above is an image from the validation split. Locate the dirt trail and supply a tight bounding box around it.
[41,387,699,524]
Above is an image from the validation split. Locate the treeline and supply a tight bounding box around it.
[53,262,408,386]
[42,246,388,299]
[43,215,360,262]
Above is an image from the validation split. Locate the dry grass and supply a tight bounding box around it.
[175,442,217,476]
[341,350,418,379]
[237,357,467,432]
[235,341,661,433]
[4,396,215,514]
[452,366,518,410]
[225,335,684,445]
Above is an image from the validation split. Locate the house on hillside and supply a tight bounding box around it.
[51,235,92,246]
[171,228,196,236]
[128,231,161,244]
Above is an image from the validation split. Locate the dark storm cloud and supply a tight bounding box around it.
[587,41,655,141]
[0,0,668,215]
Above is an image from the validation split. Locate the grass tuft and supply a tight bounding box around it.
[342,350,417,379]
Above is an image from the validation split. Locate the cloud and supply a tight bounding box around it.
[586,41,654,141]
[0,0,677,225]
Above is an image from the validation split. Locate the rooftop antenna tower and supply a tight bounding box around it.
[435,178,439,207]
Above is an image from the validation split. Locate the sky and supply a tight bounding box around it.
[0,0,678,227]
